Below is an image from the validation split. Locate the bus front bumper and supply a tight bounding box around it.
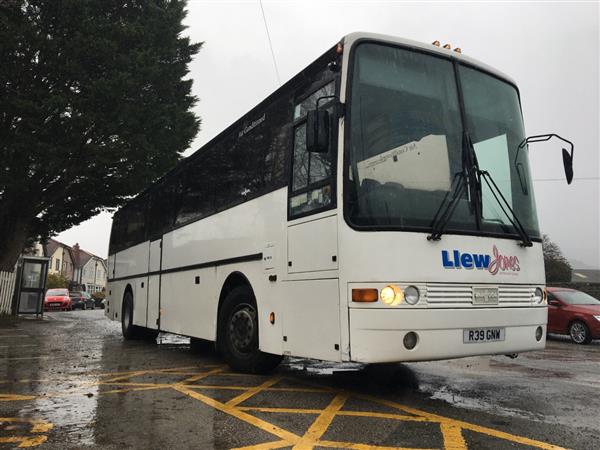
[349,307,547,363]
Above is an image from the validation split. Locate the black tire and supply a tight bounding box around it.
[83,303,86,310]
[121,292,142,340]
[569,321,592,344]
[217,286,282,374]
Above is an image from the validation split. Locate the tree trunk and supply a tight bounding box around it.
[0,216,31,272]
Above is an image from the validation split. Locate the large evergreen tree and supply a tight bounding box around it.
[0,0,200,270]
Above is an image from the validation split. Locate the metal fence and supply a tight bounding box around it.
[0,269,17,315]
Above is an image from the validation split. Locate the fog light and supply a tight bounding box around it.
[535,326,543,341]
[404,286,420,305]
[403,331,418,350]
[380,285,403,305]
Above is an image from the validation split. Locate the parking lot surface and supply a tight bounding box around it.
[0,310,598,449]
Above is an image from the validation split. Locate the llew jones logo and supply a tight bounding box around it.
[441,245,520,275]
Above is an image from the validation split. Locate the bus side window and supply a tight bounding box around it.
[289,81,336,218]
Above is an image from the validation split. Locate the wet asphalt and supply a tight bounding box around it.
[0,309,598,449]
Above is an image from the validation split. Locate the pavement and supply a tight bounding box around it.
[0,310,598,449]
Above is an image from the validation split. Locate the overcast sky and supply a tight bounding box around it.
[57,0,600,269]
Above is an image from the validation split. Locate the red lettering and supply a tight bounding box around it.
[488,245,520,275]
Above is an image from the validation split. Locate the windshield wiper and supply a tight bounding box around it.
[427,171,467,242]
[477,169,533,247]
[427,132,533,247]
[427,131,478,242]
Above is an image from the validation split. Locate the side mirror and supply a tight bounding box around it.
[562,148,573,184]
[306,109,330,153]
[548,300,561,307]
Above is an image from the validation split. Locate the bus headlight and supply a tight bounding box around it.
[404,286,420,305]
[533,287,544,304]
[380,285,403,306]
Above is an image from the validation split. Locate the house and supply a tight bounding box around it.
[71,244,107,293]
[43,238,75,282]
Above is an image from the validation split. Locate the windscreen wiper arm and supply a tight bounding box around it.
[427,171,467,242]
[477,170,533,247]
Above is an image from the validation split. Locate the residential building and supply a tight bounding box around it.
[72,244,107,293]
[43,239,75,281]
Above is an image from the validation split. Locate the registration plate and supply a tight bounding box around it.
[463,327,505,343]
[473,287,499,305]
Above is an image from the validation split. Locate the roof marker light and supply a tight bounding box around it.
[432,40,441,47]
[443,43,452,50]
[454,47,462,53]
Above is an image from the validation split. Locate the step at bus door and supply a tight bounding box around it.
[146,238,162,330]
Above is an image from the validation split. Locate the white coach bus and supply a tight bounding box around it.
[105,33,574,373]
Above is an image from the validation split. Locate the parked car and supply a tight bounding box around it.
[92,293,105,309]
[69,291,95,310]
[547,287,600,344]
[44,288,72,311]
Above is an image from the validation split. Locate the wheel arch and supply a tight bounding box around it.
[217,272,255,318]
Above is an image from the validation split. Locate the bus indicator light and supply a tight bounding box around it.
[269,312,275,324]
[352,288,378,302]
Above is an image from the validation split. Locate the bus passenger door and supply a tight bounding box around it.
[146,238,162,330]
[287,82,339,274]
[283,81,341,361]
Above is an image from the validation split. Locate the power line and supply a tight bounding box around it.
[259,0,281,86]
[532,177,599,182]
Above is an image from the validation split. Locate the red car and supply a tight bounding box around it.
[547,287,600,344]
[44,288,72,311]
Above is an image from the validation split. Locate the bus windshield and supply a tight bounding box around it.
[346,42,540,239]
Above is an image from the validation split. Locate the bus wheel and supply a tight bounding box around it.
[218,286,282,374]
[122,292,141,340]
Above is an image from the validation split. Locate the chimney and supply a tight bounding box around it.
[72,243,81,266]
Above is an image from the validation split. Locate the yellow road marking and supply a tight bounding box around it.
[440,423,468,450]
[173,384,301,444]
[231,440,291,450]
[180,368,224,384]
[0,417,53,448]
[292,392,349,450]
[0,364,569,450]
[227,376,282,407]
[0,418,53,433]
[356,393,567,450]
[101,386,167,395]
[318,441,434,450]
[338,410,430,422]
[0,436,47,448]
[239,406,323,414]
[0,394,36,401]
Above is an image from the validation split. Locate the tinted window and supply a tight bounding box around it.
[148,180,178,240]
[175,161,215,227]
[289,81,336,217]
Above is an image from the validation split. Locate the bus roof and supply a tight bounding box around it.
[115,32,518,216]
